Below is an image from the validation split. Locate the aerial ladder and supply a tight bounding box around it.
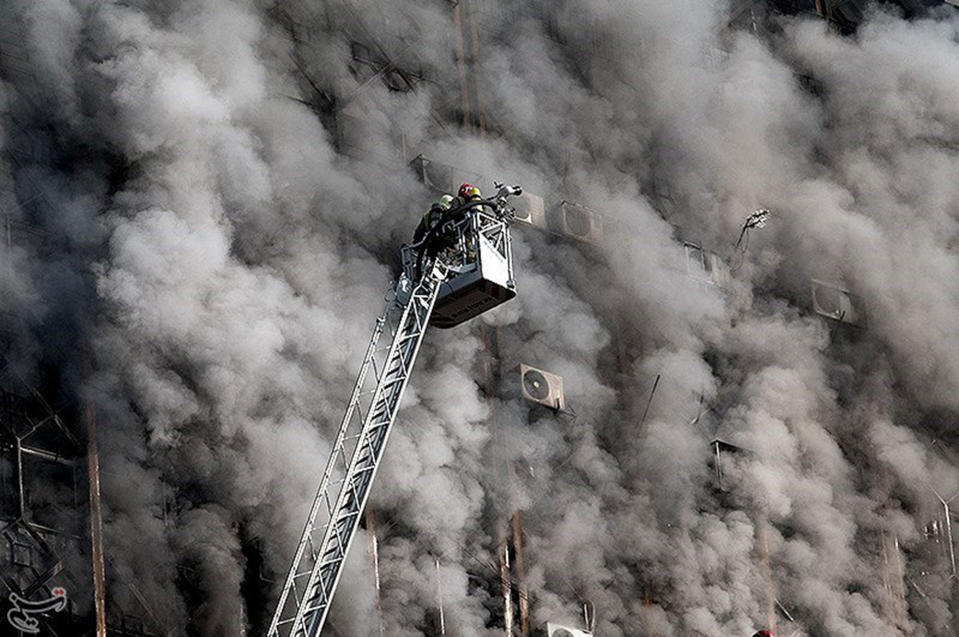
[268,183,523,637]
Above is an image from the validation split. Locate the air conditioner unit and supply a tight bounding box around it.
[409,156,453,194]
[546,622,592,637]
[710,438,747,491]
[511,191,547,229]
[559,201,603,243]
[520,364,565,411]
[703,250,729,287]
[810,279,865,328]
[684,242,728,288]
[409,157,485,196]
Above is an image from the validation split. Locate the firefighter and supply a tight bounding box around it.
[413,194,454,245]
[452,182,482,208]
[441,183,482,262]
[413,184,481,249]
[411,183,485,277]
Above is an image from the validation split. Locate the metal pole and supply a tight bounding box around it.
[435,558,446,636]
[15,437,24,519]
[512,510,530,636]
[499,525,513,636]
[452,1,472,130]
[929,487,959,579]
[85,392,108,637]
[943,500,956,578]
[639,375,660,430]
[366,508,385,637]
[757,522,777,633]
[466,0,486,134]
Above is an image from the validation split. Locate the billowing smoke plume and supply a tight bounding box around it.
[4,0,959,635]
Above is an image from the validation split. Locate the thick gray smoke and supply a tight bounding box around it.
[4,0,959,635]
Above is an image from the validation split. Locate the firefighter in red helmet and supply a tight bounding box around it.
[452,182,482,209]
[414,183,481,246]
[458,182,481,199]
[411,183,484,274]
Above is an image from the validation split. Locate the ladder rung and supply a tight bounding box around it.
[270,280,441,637]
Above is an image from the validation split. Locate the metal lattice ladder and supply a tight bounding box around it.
[268,265,445,637]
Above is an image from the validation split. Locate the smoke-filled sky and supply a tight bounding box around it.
[4,0,959,635]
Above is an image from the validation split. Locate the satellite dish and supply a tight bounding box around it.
[523,369,550,401]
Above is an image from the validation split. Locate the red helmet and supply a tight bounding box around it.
[458,183,481,199]
[753,631,774,637]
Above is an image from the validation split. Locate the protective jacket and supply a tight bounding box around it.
[413,196,454,245]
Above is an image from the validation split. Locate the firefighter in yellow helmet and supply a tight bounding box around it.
[413,184,482,244]
[412,183,483,271]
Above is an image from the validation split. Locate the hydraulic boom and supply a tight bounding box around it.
[268,184,521,637]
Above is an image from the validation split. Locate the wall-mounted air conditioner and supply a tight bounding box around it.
[511,191,547,229]
[810,279,865,328]
[546,622,592,637]
[710,438,748,492]
[409,156,485,196]
[559,201,603,244]
[520,364,565,411]
[409,156,453,193]
[684,242,729,288]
